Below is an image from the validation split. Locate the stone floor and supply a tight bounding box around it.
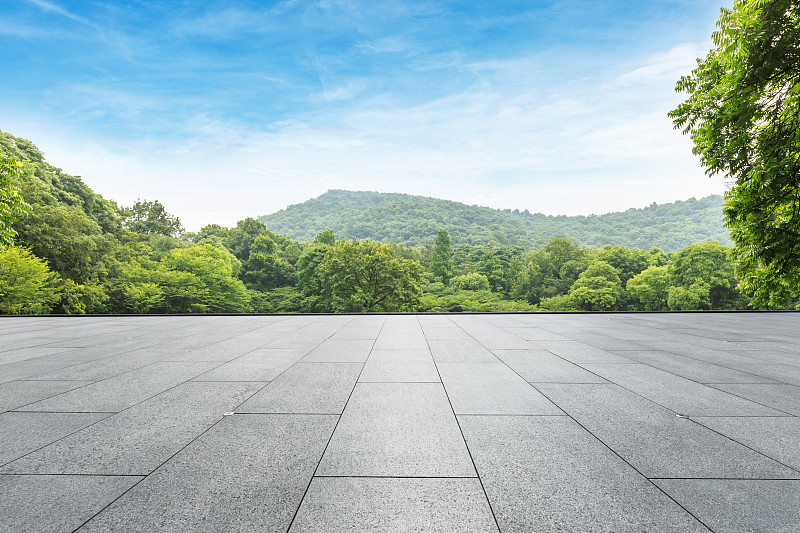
[1,313,799,532]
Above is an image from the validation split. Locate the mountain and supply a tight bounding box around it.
[258,190,731,252]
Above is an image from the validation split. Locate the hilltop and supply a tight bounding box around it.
[258,190,730,252]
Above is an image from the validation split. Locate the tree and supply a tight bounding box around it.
[317,239,421,312]
[568,261,623,311]
[477,252,505,295]
[0,155,30,249]
[313,229,336,245]
[450,272,491,292]
[15,204,104,283]
[224,218,268,261]
[627,265,670,311]
[430,229,456,284]
[669,0,800,308]
[242,235,296,291]
[119,199,184,237]
[123,282,165,314]
[669,241,740,310]
[0,247,61,314]
[160,245,250,312]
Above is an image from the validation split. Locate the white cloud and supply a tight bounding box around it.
[5,41,725,232]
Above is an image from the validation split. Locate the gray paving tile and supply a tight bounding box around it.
[76,414,336,533]
[428,338,497,362]
[359,349,440,382]
[693,416,800,472]
[25,347,184,382]
[345,315,385,327]
[582,363,786,416]
[459,415,709,533]
[450,320,531,349]
[501,327,569,341]
[723,363,800,387]
[709,383,800,415]
[331,326,382,340]
[537,384,797,478]
[191,348,304,381]
[0,412,111,465]
[372,332,429,350]
[530,340,634,363]
[493,349,608,383]
[654,479,800,533]
[0,346,78,366]
[317,382,475,477]
[289,477,498,533]
[2,382,262,475]
[0,349,104,384]
[421,327,472,340]
[21,361,218,412]
[613,350,779,384]
[166,338,267,361]
[417,315,457,328]
[0,380,93,412]
[238,363,361,414]
[0,474,141,533]
[645,341,765,365]
[301,339,374,362]
[439,363,562,415]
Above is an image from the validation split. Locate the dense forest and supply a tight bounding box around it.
[1,129,760,314]
[259,190,731,251]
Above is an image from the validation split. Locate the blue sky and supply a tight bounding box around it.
[1,0,731,231]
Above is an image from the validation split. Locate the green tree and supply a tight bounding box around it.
[120,199,184,237]
[317,239,421,312]
[313,229,336,245]
[669,0,800,308]
[58,279,108,314]
[242,235,296,291]
[15,204,105,283]
[430,229,456,284]
[450,272,491,291]
[123,282,165,314]
[0,156,30,249]
[670,241,740,310]
[160,245,250,312]
[224,217,269,261]
[627,265,670,311]
[0,247,61,314]
[477,252,505,295]
[568,261,624,311]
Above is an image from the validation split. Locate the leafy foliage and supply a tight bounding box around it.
[670,0,800,308]
[120,199,184,237]
[0,247,61,314]
[430,229,456,284]
[0,129,762,315]
[317,239,422,312]
[259,190,731,251]
[0,155,30,249]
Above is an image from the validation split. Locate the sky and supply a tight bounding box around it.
[0,0,732,231]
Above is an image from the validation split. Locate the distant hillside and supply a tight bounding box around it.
[258,190,731,252]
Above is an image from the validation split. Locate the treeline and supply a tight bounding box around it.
[258,189,732,251]
[0,129,753,314]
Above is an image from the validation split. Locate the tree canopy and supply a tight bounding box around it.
[259,190,731,252]
[120,199,184,237]
[0,155,30,249]
[670,0,800,308]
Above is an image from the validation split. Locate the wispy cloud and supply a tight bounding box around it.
[25,0,93,26]
[0,0,727,230]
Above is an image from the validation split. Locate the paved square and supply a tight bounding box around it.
[1,312,799,532]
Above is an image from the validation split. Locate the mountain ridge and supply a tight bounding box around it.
[258,189,730,252]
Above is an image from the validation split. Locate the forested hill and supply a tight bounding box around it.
[258,190,730,252]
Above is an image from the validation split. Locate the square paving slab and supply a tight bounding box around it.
[1,313,799,532]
